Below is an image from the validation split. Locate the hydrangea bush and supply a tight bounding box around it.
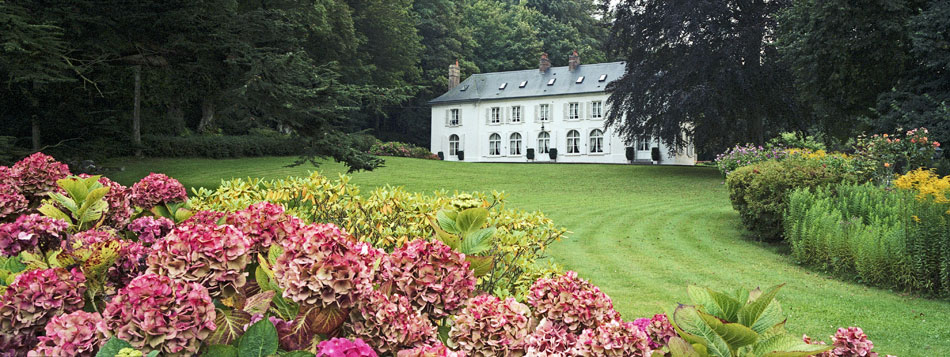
[129,173,187,209]
[146,220,250,297]
[449,295,531,355]
[377,239,475,319]
[0,268,86,354]
[29,311,110,357]
[526,271,619,333]
[715,144,787,176]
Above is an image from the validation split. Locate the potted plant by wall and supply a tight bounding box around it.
[651,147,661,163]
[526,148,535,160]
[549,148,558,160]
[625,147,635,161]
[458,150,465,161]
[438,151,445,160]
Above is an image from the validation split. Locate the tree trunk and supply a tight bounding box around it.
[133,65,142,157]
[198,97,215,133]
[166,98,185,135]
[31,116,40,151]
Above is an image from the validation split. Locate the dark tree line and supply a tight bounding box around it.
[0,0,611,170]
[606,0,950,159]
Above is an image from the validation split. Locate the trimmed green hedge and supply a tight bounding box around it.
[141,135,303,158]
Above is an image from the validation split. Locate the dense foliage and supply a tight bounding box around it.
[368,141,439,160]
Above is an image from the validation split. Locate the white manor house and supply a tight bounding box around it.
[429,52,695,165]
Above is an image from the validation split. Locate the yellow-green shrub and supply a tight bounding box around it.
[190,171,568,298]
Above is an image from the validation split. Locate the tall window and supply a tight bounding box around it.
[537,132,550,153]
[539,104,550,122]
[591,101,603,119]
[449,109,460,126]
[490,107,501,124]
[589,129,604,153]
[638,138,651,151]
[510,106,522,123]
[569,103,580,120]
[449,134,460,156]
[567,130,580,154]
[509,133,522,155]
[489,133,501,155]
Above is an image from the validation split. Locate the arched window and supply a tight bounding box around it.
[567,130,580,154]
[449,134,460,156]
[537,132,550,154]
[509,133,522,155]
[589,129,604,153]
[489,133,501,156]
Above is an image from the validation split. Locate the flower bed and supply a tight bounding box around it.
[0,153,889,356]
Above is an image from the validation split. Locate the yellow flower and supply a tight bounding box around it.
[912,215,921,223]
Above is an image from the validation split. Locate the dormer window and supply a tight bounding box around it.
[519,81,527,88]
[499,83,507,90]
[547,78,556,86]
[576,76,585,84]
[599,74,607,82]
[460,85,469,91]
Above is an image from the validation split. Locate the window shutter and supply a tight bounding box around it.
[485,108,490,124]
[563,103,569,120]
[534,105,540,122]
[551,129,558,149]
[445,109,450,126]
[580,103,586,120]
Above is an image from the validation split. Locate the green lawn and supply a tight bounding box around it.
[105,156,949,355]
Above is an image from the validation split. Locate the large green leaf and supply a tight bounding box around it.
[455,207,488,234]
[436,210,460,234]
[80,186,110,213]
[49,192,79,214]
[244,291,275,315]
[38,204,72,223]
[698,310,759,351]
[238,319,279,357]
[58,177,89,202]
[202,345,239,357]
[707,289,743,322]
[272,293,299,321]
[466,255,494,277]
[672,304,732,357]
[688,286,725,319]
[208,308,253,345]
[95,337,133,357]
[753,333,833,357]
[668,336,703,357]
[460,227,494,255]
[738,284,785,333]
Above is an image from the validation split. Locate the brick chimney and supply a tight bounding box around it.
[539,53,551,73]
[448,60,460,90]
[569,50,580,71]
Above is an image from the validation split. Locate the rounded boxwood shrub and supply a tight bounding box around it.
[726,158,856,241]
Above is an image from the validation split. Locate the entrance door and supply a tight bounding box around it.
[636,138,653,160]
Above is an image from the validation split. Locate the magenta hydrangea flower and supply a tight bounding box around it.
[79,174,133,229]
[226,202,302,254]
[633,314,676,349]
[0,268,86,355]
[0,184,27,221]
[28,311,110,357]
[129,173,187,209]
[377,239,475,319]
[0,214,69,256]
[522,319,577,356]
[317,338,378,357]
[108,240,149,290]
[573,319,653,356]
[102,274,216,355]
[128,216,175,246]
[526,271,620,333]
[274,223,378,309]
[146,220,250,297]
[450,294,531,355]
[0,166,13,187]
[347,291,436,354]
[183,210,227,226]
[397,342,466,357]
[831,327,878,357]
[10,153,71,202]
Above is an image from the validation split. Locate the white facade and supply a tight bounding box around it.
[430,93,696,165]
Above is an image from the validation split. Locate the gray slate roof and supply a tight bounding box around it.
[428,61,626,105]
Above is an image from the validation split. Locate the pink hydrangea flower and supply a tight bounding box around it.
[573,319,653,356]
[108,240,149,290]
[274,223,378,309]
[225,202,302,254]
[377,239,475,319]
[522,319,577,356]
[450,294,531,355]
[0,166,13,187]
[183,210,227,226]
[129,173,187,209]
[0,214,68,256]
[317,338,378,357]
[147,220,250,297]
[633,314,676,349]
[0,268,86,355]
[831,327,878,357]
[79,174,133,229]
[0,184,27,221]
[29,311,111,357]
[128,216,175,246]
[347,291,436,354]
[102,274,216,355]
[526,271,620,333]
[10,153,71,202]
[397,341,466,357]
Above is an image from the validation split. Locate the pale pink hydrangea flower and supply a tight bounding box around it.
[450,294,532,356]
[522,319,577,356]
[146,220,250,297]
[226,202,303,254]
[317,338,378,357]
[377,239,475,319]
[0,268,86,355]
[0,214,68,256]
[10,153,71,202]
[526,271,620,333]
[633,314,676,349]
[831,327,878,357]
[397,341,466,357]
[347,291,436,354]
[129,173,187,209]
[0,184,27,221]
[128,216,174,246]
[102,274,216,356]
[28,311,111,357]
[573,319,653,356]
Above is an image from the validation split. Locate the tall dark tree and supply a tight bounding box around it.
[604,0,798,156]
[519,0,611,65]
[777,0,923,137]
